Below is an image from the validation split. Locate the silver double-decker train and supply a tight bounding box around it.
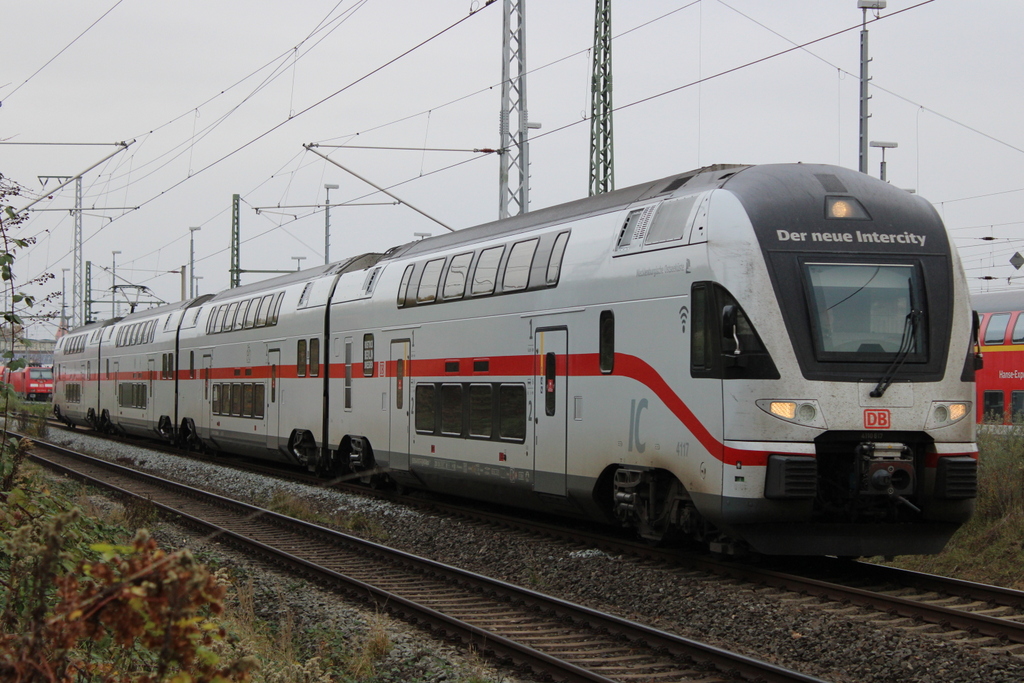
[54,163,979,556]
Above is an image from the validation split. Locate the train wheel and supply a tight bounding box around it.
[613,468,688,544]
[289,430,319,473]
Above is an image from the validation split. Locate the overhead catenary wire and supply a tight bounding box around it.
[22,3,498,284]
[24,0,1013,306]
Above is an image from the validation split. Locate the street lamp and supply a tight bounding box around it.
[292,256,306,271]
[870,141,898,182]
[324,183,339,265]
[111,250,122,318]
[857,0,886,174]
[189,227,201,298]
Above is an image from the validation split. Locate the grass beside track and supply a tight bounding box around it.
[884,425,1024,589]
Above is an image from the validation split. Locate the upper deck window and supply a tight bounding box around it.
[443,253,473,300]
[804,262,926,362]
[503,239,538,291]
[417,259,445,303]
[986,313,1012,345]
[472,246,504,296]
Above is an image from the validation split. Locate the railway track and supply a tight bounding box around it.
[23,433,826,683]
[39,421,1024,659]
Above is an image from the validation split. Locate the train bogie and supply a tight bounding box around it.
[53,163,979,557]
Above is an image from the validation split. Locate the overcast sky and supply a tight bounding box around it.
[3,0,1023,338]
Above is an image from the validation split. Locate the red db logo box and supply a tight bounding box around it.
[864,409,891,429]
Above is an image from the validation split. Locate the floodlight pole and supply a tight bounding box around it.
[870,140,898,181]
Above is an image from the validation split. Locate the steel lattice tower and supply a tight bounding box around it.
[589,0,614,196]
[499,0,530,218]
[230,193,241,288]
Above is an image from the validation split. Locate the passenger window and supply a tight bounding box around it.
[255,295,271,327]
[231,384,243,416]
[310,338,320,377]
[397,264,414,307]
[415,384,435,433]
[547,232,570,285]
[443,253,473,300]
[297,340,307,377]
[469,384,493,437]
[223,302,239,332]
[243,384,254,417]
[254,384,266,418]
[211,305,226,334]
[417,258,445,303]
[441,384,463,435]
[269,292,284,324]
[1012,314,1024,344]
[472,246,504,296]
[1013,391,1024,422]
[243,299,258,328]
[599,311,615,374]
[499,384,526,441]
[983,390,1005,423]
[503,238,538,291]
[212,384,221,414]
[985,313,1011,345]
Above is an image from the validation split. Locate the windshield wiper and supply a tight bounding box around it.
[870,310,921,398]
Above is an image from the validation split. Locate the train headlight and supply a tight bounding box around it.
[757,399,827,429]
[926,401,971,430]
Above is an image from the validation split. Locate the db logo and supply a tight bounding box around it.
[864,409,891,429]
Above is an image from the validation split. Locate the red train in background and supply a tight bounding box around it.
[973,291,1024,423]
[1,365,54,402]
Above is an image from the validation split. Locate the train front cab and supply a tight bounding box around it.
[697,165,978,557]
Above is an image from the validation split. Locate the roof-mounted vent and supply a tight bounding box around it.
[814,173,848,194]
[661,174,694,194]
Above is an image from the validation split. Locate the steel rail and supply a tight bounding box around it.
[22,435,826,683]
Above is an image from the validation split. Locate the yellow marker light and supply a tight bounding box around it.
[770,402,796,419]
[948,403,968,421]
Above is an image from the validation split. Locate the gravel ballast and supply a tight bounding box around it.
[45,429,1024,683]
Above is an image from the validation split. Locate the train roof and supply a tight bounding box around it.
[201,252,388,303]
[972,290,1024,313]
[383,164,749,261]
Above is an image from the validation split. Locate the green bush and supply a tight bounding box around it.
[0,461,256,682]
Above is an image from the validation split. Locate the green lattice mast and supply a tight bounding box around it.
[589,0,614,196]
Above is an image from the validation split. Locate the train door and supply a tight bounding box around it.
[389,340,410,458]
[147,358,156,422]
[111,361,119,418]
[266,348,281,451]
[533,328,568,496]
[200,354,213,435]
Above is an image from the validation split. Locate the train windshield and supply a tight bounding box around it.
[804,262,925,361]
[29,368,52,379]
